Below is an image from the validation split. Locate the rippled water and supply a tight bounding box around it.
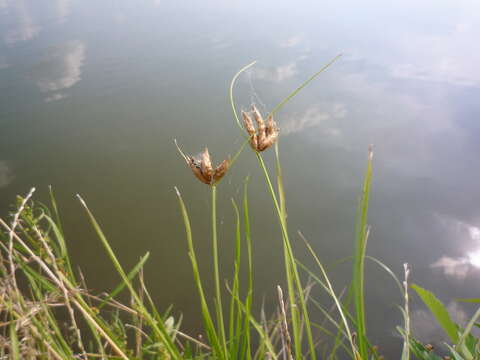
[1,0,480,356]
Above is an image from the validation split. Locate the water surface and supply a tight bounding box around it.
[1,0,480,356]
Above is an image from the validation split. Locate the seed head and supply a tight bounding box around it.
[241,105,279,152]
[175,140,230,185]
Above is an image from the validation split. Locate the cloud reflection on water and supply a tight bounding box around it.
[391,21,480,87]
[3,0,40,44]
[429,215,480,280]
[35,40,86,102]
[251,62,298,83]
[281,103,347,136]
[279,35,304,48]
[55,0,72,24]
[2,0,73,45]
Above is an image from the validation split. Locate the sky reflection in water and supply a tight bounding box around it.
[1,0,480,355]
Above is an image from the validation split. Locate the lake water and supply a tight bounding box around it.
[1,0,480,356]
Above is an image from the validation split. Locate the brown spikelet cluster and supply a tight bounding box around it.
[242,105,279,152]
[176,141,229,185]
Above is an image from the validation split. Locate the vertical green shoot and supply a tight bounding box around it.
[211,185,228,355]
[230,61,257,133]
[174,187,224,358]
[352,147,373,359]
[256,152,317,359]
[242,178,253,360]
[229,199,242,357]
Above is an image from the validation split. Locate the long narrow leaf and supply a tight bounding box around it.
[352,147,373,358]
[411,284,459,343]
[98,252,150,309]
[77,194,181,359]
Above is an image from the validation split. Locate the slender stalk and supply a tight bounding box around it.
[175,187,224,358]
[75,196,181,359]
[255,152,317,360]
[401,263,410,360]
[267,54,342,119]
[298,231,358,357]
[353,148,373,359]
[230,61,257,133]
[212,185,228,354]
[229,199,242,357]
[242,178,253,360]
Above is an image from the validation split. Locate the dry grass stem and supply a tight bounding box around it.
[277,286,293,360]
[8,187,36,292]
[0,217,130,360]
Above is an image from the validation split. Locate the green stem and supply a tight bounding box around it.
[212,185,227,354]
[255,153,316,360]
[175,187,223,358]
[267,54,342,119]
[230,61,257,133]
[243,179,253,360]
[353,150,373,359]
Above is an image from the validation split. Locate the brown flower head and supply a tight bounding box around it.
[241,105,279,152]
[175,140,229,185]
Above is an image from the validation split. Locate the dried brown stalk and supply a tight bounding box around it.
[277,285,293,360]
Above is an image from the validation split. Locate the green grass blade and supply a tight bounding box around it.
[234,294,278,360]
[230,60,257,133]
[352,147,373,359]
[365,255,404,296]
[9,319,20,360]
[76,194,180,359]
[211,185,228,355]
[255,153,305,359]
[229,198,242,357]
[267,54,342,118]
[274,143,286,219]
[456,298,480,303]
[98,252,150,309]
[174,187,224,359]
[456,306,480,357]
[411,284,459,343]
[42,214,75,281]
[445,344,467,360]
[299,233,358,357]
[274,143,318,359]
[240,177,253,360]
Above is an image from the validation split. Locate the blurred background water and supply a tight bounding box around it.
[1,0,480,356]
